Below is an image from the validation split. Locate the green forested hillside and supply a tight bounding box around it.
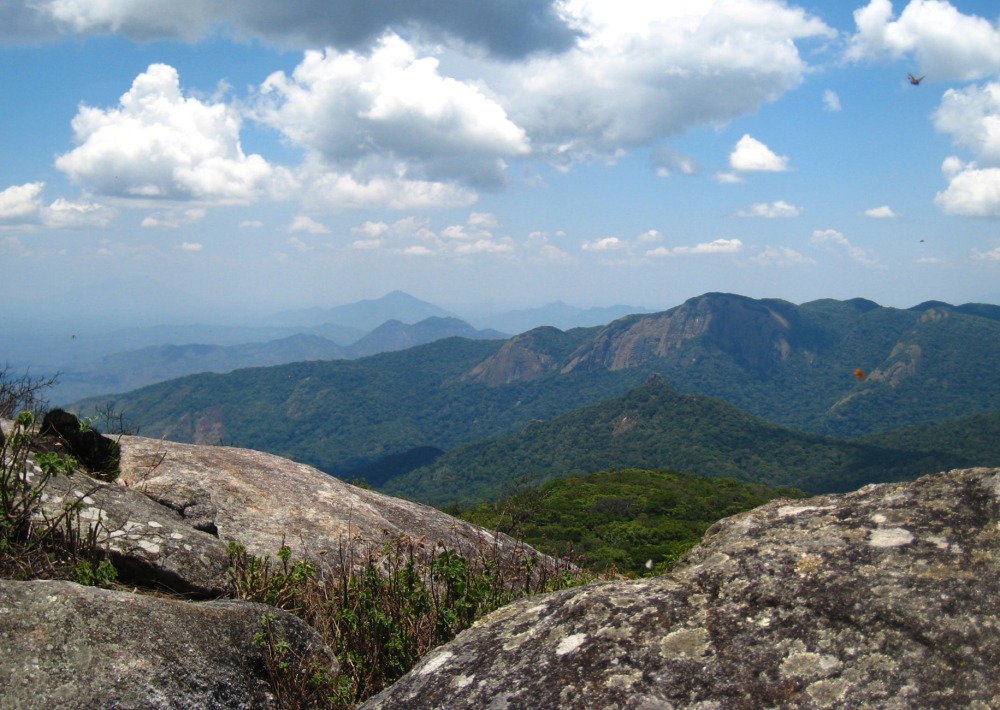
[382,376,983,506]
[484,294,1000,438]
[455,468,807,576]
[76,337,648,475]
[859,411,1000,461]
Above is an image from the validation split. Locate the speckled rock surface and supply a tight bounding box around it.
[33,459,230,597]
[0,579,335,710]
[117,435,551,571]
[363,468,1000,709]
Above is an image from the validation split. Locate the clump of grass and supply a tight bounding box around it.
[229,532,597,708]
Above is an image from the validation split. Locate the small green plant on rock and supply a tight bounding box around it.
[1,408,116,585]
[1,411,42,557]
[34,450,79,476]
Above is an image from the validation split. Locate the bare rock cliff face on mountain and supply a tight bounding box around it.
[363,467,1000,709]
[466,328,566,385]
[469,293,808,385]
[117,435,545,569]
[564,294,801,374]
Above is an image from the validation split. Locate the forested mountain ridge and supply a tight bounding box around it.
[381,375,983,506]
[465,292,1000,437]
[71,293,1000,488]
[74,337,648,476]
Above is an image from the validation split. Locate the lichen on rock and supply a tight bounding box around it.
[363,468,1000,709]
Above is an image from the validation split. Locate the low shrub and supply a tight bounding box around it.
[230,532,596,708]
[1,410,117,584]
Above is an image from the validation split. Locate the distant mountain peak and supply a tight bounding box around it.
[272,291,457,331]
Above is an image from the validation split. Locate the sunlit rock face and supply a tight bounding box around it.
[117,435,555,573]
[363,468,1000,709]
[29,458,231,598]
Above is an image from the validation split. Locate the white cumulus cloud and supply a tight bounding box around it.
[255,37,528,197]
[737,200,801,218]
[455,238,514,255]
[864,205,897,218]
[650,238,743,256]
[501,0,832,163]
[582,237,624,251]
[673,238,743,255]
[934,162,1000,217]
[141,208,206,229]
[0,182,43,220]
[300,166,478,212]
[0,182,115,229]
[933,83,1000,163]
[715,172,745,184]
[847,0,1000,81]
[55,64,294,203]
[729,135,790,172]
[288,215,331,234]
[400,245,433,256]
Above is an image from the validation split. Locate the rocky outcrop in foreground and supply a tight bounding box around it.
[2,419,559,708]
[364,467,1000,709]
[117,435,540,570]
[0,579,333,710]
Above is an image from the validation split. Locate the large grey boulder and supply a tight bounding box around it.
[32,459,230,597]
[363,467,1000,709]
[117,436,549,570]
[0,579,336,710]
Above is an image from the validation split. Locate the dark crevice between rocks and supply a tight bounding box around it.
[108,551,227,600]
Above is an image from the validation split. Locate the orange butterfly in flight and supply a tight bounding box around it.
[854,368,866,381]
[908,73,925,85]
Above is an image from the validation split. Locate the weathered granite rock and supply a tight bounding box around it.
[117,436,551,571]
[31,458,230,597]
[0,579,336,710]
[363,468,1000,709]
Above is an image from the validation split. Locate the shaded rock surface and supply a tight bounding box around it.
[364,467,1000,709]
[30,457,231,597]
[0,579,335,710]
[38,408,120,477]
[117,435,548,569]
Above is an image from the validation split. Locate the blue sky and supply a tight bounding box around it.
[3,0,1000,325]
